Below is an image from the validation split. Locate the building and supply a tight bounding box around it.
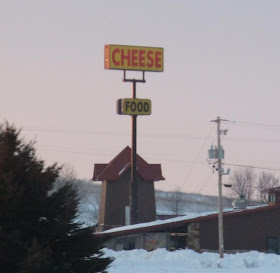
[96,187,280,254]
[262,186,280,206]
[93,146,165,231]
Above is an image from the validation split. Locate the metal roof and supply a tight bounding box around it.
[96,205,280,238]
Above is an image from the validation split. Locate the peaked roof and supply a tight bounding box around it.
[93,146,165,182]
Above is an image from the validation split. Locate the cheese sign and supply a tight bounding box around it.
[117,98,151,115]
[105,45,164,72]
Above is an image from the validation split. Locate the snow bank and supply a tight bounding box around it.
[102,248,280,273]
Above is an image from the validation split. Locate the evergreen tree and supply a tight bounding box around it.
[0,123,112,273]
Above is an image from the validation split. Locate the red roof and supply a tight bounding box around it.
[93,146,165,182]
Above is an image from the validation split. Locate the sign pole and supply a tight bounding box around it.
[105,44,164,225]
[123,71,145,225]
[131,79,137,225]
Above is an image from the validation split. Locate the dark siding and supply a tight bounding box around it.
[138,178,156,222]
[104,171,130,228]
[200,207,280,252]
[200,218,218,250]
[99,169,157,229]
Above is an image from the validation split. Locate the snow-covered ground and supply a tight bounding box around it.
[103,248,280,273]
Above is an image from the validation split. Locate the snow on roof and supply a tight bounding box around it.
[97,205,269,236]
[118,163,130,176]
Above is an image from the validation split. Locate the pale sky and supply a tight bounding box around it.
[1,1,280,196]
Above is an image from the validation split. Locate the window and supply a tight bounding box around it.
[269,194,276,203]
[267,237,280,254]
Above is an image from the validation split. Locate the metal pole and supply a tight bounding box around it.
[131,80,138,225]
[217,116,224,259]
[123,71,145,225]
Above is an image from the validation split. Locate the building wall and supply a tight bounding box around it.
[200,207,280,252]
[98,180,108,227]
[138,177,156,223]
[104,233,170,251]
[99,172,130,230]
[98,170,156,230]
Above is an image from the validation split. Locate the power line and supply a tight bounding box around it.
[197,172,215,194]
[37,147,116,157]
[225,136,280,144]
[39,146,209,165]
[23,127,280,146]
[19,123,280,144]
[223,163,280,172]
[182,124,215,188]
[230,120,280,129]
[23,127,129,137]
[24,124,280,172]
[22,126,211,141]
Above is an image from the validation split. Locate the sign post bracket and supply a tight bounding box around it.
[123,70,146,83]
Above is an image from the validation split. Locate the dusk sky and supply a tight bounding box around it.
[2,1,280,196]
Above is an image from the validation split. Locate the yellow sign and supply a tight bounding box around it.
[117,98,152,115]
[105,45,164,72]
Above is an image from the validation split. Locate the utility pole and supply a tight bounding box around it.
[216,116,224,259]
[210,116,230,259]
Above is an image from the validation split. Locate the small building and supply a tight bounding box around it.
[96,187,280,254]
[93,146,164,231]
[262,186,280,206]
